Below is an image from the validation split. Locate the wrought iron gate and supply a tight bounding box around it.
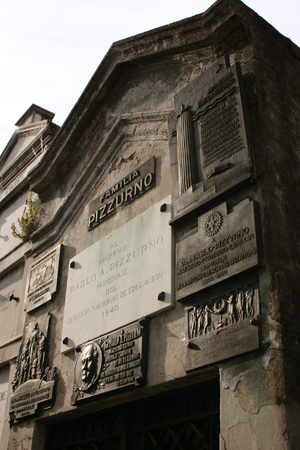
[47,380,219,450]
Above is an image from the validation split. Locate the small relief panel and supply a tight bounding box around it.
[168,56,253,221]
[88,157,155,231]
[176,199,260,301]
[71,319,147,405]
[9,314,57,424]
[61,197,172,353]
[186,282,259,371]
[25,245,61,312]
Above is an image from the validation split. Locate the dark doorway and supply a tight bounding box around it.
[47,380,219,450]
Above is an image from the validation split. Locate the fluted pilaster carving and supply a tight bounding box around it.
[176,107,198,194]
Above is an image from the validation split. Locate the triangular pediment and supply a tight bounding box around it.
[24,0,251,254]
[27,3,249,199]
[0,105,59,205]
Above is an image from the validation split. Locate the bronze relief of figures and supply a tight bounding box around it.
[188,288,256,339]
[9,316,57,424]
[12,321,48,392]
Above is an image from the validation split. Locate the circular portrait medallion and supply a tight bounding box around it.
[74,341,102,392]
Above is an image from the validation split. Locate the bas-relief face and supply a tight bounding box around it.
[73,341,102,394]
[81,344,98,383]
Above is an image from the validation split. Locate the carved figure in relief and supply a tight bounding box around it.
[29,323,39,377]
[191,307,198,338]
[28,256,55,293]
[212,299,226,330]
[188,287,256,339]
[12,322,48,391]
[29,267,41,290]
[245,289,254,318]
[40,257,55,282]
[236,292,244,321]
[211,299,226,330]
[227,295,236,325]
[203,306,210,334]
[20,339,30,384]
[197,306,204,335]
[10,317,58,426]
[37,331,46,376]
[81,343,99,390]
[31,350,38,379]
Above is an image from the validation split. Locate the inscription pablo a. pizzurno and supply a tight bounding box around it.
[177,226,256,289]
[67,235,164,326]
[61,197,172,352]
[176,199,260,300]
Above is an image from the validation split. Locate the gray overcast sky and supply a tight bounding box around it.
[0,0,299,153]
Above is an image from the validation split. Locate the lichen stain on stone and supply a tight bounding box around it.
[235,358,285,414]
[221,352,285,414]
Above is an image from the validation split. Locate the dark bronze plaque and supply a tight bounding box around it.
[176,199,260,300]
[88,158,155,230]
[72,319,148,404]
[186,282,259,371]
[9,314,57,424]
[168,56,253,221]
[9,379,55,421]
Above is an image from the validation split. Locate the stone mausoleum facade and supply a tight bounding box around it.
[0,1,299,449]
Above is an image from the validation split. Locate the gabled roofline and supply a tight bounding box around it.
[28,0,253,197]
[15,104,55,127]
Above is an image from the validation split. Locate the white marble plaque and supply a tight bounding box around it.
[61,197,172,352]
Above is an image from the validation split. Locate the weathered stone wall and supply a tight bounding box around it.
[1,1,300,449]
